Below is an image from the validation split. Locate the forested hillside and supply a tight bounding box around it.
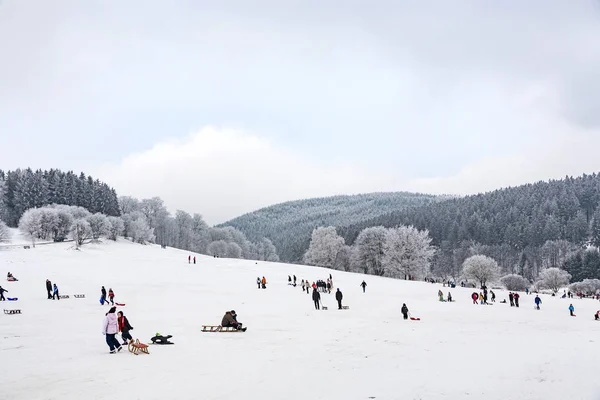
[0,168,120,226]
[338,174,600,281]
[220,192,438,262]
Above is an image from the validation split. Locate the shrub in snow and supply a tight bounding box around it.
[86,213,110,240]
[535,267,571,293]
[107,216,124,241]
[383,225,435,280]
[71,219,92,247]
[0,220,10,243]
[461,255,500,287]
[18,208,44,247]
[568,279,600,295]
[500,274,530,291]
[303,227,345,268]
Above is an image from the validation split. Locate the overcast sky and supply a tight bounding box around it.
[1,1,599,224]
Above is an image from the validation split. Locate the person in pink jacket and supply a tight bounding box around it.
[102,307,122,353]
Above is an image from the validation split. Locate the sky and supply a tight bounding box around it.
[1,1,600,225]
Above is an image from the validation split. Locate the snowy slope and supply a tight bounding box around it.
[1,240,599,400]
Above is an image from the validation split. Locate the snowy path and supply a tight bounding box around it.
[1,240,599,400]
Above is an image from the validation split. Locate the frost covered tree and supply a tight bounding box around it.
[569,279,600,295]
[71,218,92,247]
[333,245,353,271]
[0,220,10,243]
[303,227,345,268]
[107,216,124,241]
[255,238,279,262]
[129,218,154,244]
[462,255,500,286]
[500,274,530,291]
[535,267,571,293]
[226,242,243,258]
[354,226,388,275]
[208,240,228,257]
[18,208,44,247]
[383,226,435,279]
[86,213,110,240]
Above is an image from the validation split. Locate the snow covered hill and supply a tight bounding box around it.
[1,240,599,400]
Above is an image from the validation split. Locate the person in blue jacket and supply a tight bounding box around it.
[534,295,542,310]
[568,304,575,316]
[53,283,60,300]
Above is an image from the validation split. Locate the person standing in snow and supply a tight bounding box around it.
[108,288,115,305]
[306,280,310,295]
[46,279,52,299]
[360,281,367,293]
[438,290,444,302]
[293,275,297,285]
[256,277,261,289]
[447,292,453,302]
[595,310,599,321]
[101,286,108,306]
[188,255,191,264]
[509,292,514,307]
[534,295,542,310]
[335,288,343,309]
[193,256,196,264]
[471,292,478,304]
[514,292,520,308]
[312,288,321,310]
[525,287,529,295]
[261,276,267,289]
[0,286,7,301]
[53,283,60,300]
[288,276,292,284]
[401,303,409,320]
[569,304,575,316]
[301,279,305,292]
[102,307,122,353]
[117,311,134,345]
[490,290,496,302]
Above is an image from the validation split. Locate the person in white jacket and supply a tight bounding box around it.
[102,307,122,353]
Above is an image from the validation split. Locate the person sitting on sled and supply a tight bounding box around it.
[7,272,17,281]
[222,310,245,331]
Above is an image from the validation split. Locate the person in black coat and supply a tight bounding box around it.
[46,279,52,299]
[101,286,109,306]
[117,311,134,345]
[401,303,409,320]
[312,288,321,310]
[335,288,343,309]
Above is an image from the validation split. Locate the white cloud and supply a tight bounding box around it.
[94,127,402,224]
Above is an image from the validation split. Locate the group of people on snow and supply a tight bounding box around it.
[188,255,196,264]
[102,306,135,353]
[438,290,453,302]
[45,279,60,300]
[256,276,267,289]
[100,286,115,305]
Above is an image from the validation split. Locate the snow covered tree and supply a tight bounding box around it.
[569,279,600,295]
[53,208,74,242]
[333,245,353,271]
[71,218,92,247]
[129,218,154,244]
[39,208,60,240]
[208,240,228,257]
[107,216,124,241]
[462,255,500,286]
[354,226,388,275]
[500,274,530,291]
[18,208,44,247]
[86,213,110,240]
[303,227,345,268]
[255,238,279,262]
[383,226,435,280]
[118,196,141,215]
[535,267,571,293]
[0,220,10,243]
[226,242,243,258]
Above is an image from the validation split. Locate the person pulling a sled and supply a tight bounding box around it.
[222,310,246,331]
[534,295,542,310]
[312,287,321,310]
[401,303,409,320]
[0,286,7,301]
[336,288,344,309]
[117,311,134,345]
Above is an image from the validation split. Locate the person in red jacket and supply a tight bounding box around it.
[117,311,134,345]
[108,288,115,305]
[471,292,478,305]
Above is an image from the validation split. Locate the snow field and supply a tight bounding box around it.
[1,240,600,400]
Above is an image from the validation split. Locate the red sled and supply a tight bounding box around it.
[410,317,421,321]
[115,303,126,306]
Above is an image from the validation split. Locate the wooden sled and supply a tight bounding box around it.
[201,325,244,333]
[74,294,85,298]
[59,295,70,299]
[3,309,21,315]
[128,339,149,355]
